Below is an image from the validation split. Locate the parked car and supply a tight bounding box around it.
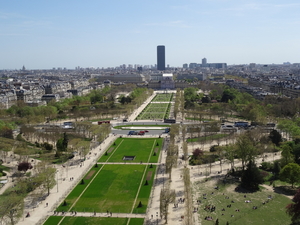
[221,125,237,131]
[138,131,145,135]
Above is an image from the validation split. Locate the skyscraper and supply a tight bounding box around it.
[157,45,165,71]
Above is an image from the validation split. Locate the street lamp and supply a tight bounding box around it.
[56,170,59,192]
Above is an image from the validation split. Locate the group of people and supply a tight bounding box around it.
[200,191,275,222]
[204,205,216,212]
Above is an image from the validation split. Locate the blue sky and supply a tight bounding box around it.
[1,0,300,69]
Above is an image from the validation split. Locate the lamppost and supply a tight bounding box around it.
[56,169,59,192]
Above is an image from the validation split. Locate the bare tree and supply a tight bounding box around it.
[0,193,24,225]
[160,189,176,224]
[35,162,56,196]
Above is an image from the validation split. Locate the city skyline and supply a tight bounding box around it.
[1,0,300,70]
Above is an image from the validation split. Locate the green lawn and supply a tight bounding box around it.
[44,216,144,225]
[133,165,157,214]
[54,137,160,220]
[99,138,162,163]
[71,164,144,213]
[57,165,103,212]
[59,164,156,213]
[113,124,170,130]
[136,102,171,120]
[151,93,173,102]
[195,179,292,225]
[0,164,10,172]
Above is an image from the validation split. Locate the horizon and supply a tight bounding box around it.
[1,0,300,70]
[1,61,297,71]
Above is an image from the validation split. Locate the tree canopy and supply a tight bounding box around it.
[286,189,300,224]
[241,160,263,191]
[280,163,300,188]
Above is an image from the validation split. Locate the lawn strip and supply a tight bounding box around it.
[57,164,106,225]
[104,139,124,162]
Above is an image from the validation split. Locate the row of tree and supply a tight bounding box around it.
[0,161,56,225]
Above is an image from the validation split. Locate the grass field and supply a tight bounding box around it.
[195,178,292,225]
[151,93,173,102]
[49,137,160,225]
[44,216,144,225]
[57,164,156,213]
[57,138,161,213]
[56,165,104,212]
[113,124,170,130]
[136,103,170,120]
[98,138,162,163]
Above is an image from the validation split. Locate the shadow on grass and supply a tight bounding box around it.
[273,186,296,197]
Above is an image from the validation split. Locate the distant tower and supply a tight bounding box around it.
[22,65,26,71]
[157,45,165,71]
[202,58,207,65]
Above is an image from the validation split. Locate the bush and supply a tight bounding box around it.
[42,142,53,151]
[16,134,25,141]
[62,200,67,206]
[137,201,143,208]
[81,179,85,185]
[260,162,273,170]
[209,145,218,152]
[17,162,33,172]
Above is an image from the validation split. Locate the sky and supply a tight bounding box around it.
[1,0,300,69]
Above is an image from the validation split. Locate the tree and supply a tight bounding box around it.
[281,144,294,167]
[35,162,56,196]
[280,163,300,188]
[224,145,236,171]
[160,189,175,224]
[286,189,300,224]
[137,201,143,208]
[241,160,263,191]
[119,96,126,105]
[269,130,282,146]
[56,132,68,152]
[191,148,204,165]
[0,193,24,225]
[236,134,258,171]
[42,142,53,151]
[17,162,33,173]
[221,88,236,103]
